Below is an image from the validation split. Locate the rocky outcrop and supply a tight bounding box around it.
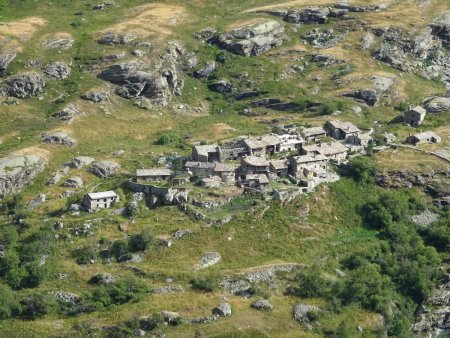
[199,252,221,268]
[430,12,450,49]
[293,304,319,329]
[97,31,136,46]
[0,155,46,199]
[65,156,95,169]
[52,104,85,121]
[342,75,395,106]
[423,96,450,113]
[42,34,75,50]
[41,132,77,146]
[99,60,184,107]
[304,28,347,49]
[212,303,231,317]
[194,61,216,78]
[285,7,332,24]
[89,161,120,179]
[0,52,16,76]
[81,90,109,103]
[210,20,285,56]
[63,176,83,188]
[208,80,233,93]
[410,209,440,226]
[3,72,46,98]
[44,62,71,80]
[251,299,273,311]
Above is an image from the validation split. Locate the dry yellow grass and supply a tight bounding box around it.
[100,3,187,42]
[376,148,450,172]
[11,146,52,161]
[243,0,394,12]
[0,17,47,42]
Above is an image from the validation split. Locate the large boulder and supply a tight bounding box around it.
[65,156,95,169]
[251,299,273,312]
[210,20,285,56]
[52,104,84,121]
[42,34,75,50]
[4,72,46,98]
[97,31,136,45]
[41,132,77,146]
[0,52,16,76]
[194,61,216,78]
[430,13,450,49]
[199,252,221,268]
[89,161,120,179]
[43,61,71,80]
[293,304,319,323]
[285,7,331,24]
[0,155,46,199]
[62,176,83,189]
[81,90,109,103]
[423,96,450,113]
[208,80,233,93]
[212,302,232,317]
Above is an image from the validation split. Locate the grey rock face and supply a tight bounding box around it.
[81,90,109,103]
[47,173,64,185]
[89,161,120,178]
[342,75,395,106]
[194,61,216,78]
[63,176,83,189]
[361,33,375,50]
[423,96,450,113]
[430,12,450,49]
[304,28,347,49]
[173,229,192,239]
[0,52,16,76]
[410,210,440,226]
[251,299,273,311]
[199,252,221,268]
[52,104,84,121]
[65,156,95,169]
[42,132,77,146]
[4,72,46,98]
[28,194,46,208]
[208,80,233,93]
[285,7,331,24]
[42,35,75,50]
[0,155,46,199]
[97,31,136,45]
[212,302,231,317]
[44,62,71,80]
[211,20,285,56]
[99,61,183,106]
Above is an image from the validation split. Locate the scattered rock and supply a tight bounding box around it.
[54,221,64,230]
[361,32,375,50]
[97,31,136,45]
[4,72,46,98]
[430,12,450,49]
[194,61,216,78]
[293,304,319,323]
[42,34,75,50]
[89,273,116,285]
[208,80,233,93]
[162,311,182,325]
[212,302,231,317]
[101,52,127,62]
[195,27,217,41]
[63,176,83,189]
[210,20,285,56]
[0,155,46,198]
[89,160,120,179]
[251,299,273,311]
[28,194,46,209]
[131,49,145,57]
[81,90,109,103]
[42,132,77,146]
[65,156,95,169]
[47,173,64,185]
[410,209,440,226]
[43,61,71,80]
[173,229,192,239]
[50,290,80,303]
[153,285,185,294]
[199,252,221,268]
[0,52,16,76]
[93,1,114,10]
[112,149,124,156]
[52,104,84,121]
[304,28,347,49]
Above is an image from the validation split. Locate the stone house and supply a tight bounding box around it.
[239,138,266,156]
[260,134,281,155]
[191,144,220,162]
[241,174,270,192]
[200,176,222,188]
[406,131,442,145]
[325,120,360,140]
[136,169,172,182]
[303,126,327,143]
[213,162,236,184]
[269,159,289,177]
[278,134,303,152]
[185,161,215,177]
[346,133,372,148]
[239,155,269,177]
[289,154,329,178]
[383,133,397,144]
[404,106,426,127]
[299,141,348,164]
[217,143,248,162]
[82,191,119,212]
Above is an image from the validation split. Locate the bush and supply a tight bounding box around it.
[128,229,152,253]
[109,240,129,261]
[0,283,20,319]
[340,156,377,184]
[139,313,164,331]
[74,245,98,265]
[190,277,217,292]
[20,293,59,319]
[295,266,330,298]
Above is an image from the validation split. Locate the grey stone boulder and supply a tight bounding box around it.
[195,27,217,41]
[251,299,273,312]
[65,156,95,169]
[52,104,84,121]
[208,80,233,93]
[43,62,71,80]
[93,2,114,10]
[173,229,192,239]
[361,33,375,50]
[410,210,440,226]
[199,252,221,268]
[42,34,75,50]
[89,160,120,178]
[342,89,379,106]
[212,302,231,317]
[162,311,182,324]
[153,285,185,294]
[293,304,319,323]
[423,96,450,113]
[285,7,331,24]
[0,155,46,198]
[97,31,136,45]
[63,176,83,189]
[4,72,46,98]
[28,194,46,209]
[81,90,109,103]
[41,132,77,146]
[47,173,64,185]
[430,12,450,49]
[194,61,216,78]
[0,52,16,76]
[89,273,116,285]
[211,20,285,56]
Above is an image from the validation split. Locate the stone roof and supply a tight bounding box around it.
[87,191,118,200]
[246,174,269,184]
[241,155,269,167]
[269,159,288,170]
[214,162,236,172]
[304,142,348,156]
[185,161,216,169]
[242,138,266,150]
[407,106,426,116]
[260,134,281,146]
[292,154,328,164]
[327,120,360,134]
[193,144,218,156]
[303,126,327,137]
[136,168,172,177]
[412,131,441,141]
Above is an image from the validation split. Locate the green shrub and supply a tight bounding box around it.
[74,245,98,265]
[128,229,152,253]
[20,293,59,320]
[109,240,129,260]
[190,277,217,292]
[0,283,20,319]
[294,266,331,298]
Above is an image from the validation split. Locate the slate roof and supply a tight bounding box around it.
[136,169,172,177]
[241,155,269,167]
[87,191,118,200]
[185,161,216,169]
